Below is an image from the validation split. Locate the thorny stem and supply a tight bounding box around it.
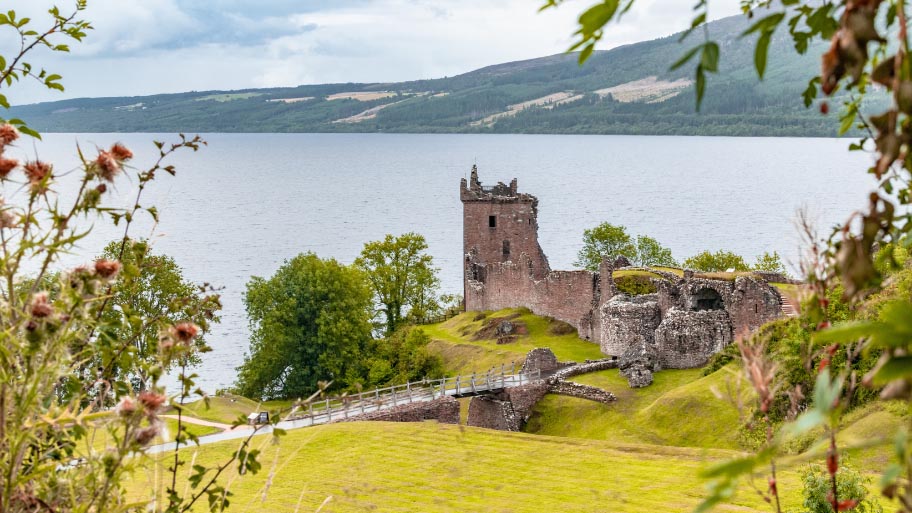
[170,361,187,508]
[767,416,782,513]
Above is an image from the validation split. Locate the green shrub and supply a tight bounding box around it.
[786,463,882,513]
[615,274,658,296]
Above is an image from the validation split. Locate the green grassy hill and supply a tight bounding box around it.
[133,421,803,512]
[9,15,868,136]
[138,307,904,511]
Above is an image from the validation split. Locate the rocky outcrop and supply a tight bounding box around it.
[340,396,459,425]
[654,309,733,369]
[618,339,658,388]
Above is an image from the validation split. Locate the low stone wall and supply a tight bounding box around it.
[548,358,618,381]
[340,396,459,425]
[466,396,519,431]
[548,381,617,404]
[502,382,549,424]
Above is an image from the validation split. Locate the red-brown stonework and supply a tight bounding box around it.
[462,167,788,374]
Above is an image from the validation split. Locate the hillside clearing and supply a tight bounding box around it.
[471,91,582,126]
[595,76,692,103]
[334,99,407,123]
[326,91,397,101]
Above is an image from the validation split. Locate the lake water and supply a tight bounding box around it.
[14,133,876,393]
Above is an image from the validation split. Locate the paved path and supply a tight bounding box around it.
[159,415,251,431]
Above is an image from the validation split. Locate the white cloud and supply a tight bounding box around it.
[4,0,743,104]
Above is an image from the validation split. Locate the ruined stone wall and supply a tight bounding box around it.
[466,254,601,340]
[340,396,459,425]
[654,309,733,369]
[601,294,661,356]
[728,276,784,336]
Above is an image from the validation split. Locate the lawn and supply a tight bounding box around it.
[525,366,749,450]
[175,394,295,425]
[421,308,604,376]
[129,421,805,513]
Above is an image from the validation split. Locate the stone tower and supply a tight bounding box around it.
[461,166,550,306]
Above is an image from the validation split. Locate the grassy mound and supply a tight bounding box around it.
[421,308,603,375]
[525,366,749,450]
[131,421,802,512]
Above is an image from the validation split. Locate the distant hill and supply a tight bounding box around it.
[8,16,873,136]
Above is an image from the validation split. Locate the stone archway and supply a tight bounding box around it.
[692,288,724,311]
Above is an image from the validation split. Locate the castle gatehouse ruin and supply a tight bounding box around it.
[461,167,786,385]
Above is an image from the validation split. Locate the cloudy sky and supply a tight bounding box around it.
[5,0,742,105]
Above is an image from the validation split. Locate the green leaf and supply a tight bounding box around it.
[787,408,825,436]
[18,125,40,139]
[871,356,912,385]
[754,30,773,79]
[742,12,785,36]
[670,45,701,71]
[695,66,706,110]
[802,77,820,107]
[700,42,719,73]
[578,43,594,64]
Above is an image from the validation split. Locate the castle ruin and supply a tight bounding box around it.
[461,167,785,384]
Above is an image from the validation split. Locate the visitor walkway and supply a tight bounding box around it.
[146,365,542,454]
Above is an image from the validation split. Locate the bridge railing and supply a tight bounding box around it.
[286,363,541,425]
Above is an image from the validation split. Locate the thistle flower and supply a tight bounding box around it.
[95,150,120,182]
[94,259,121,279]
[115,396,137,418]
[23,161,52,193]
[110,143,133,161]
[0,157,18,179]
[0,210,16,230]
[138,391,166,412]
[133,424,160,446]
[0,124,19,146]
[30,292,53,318]
[171,322,199,344]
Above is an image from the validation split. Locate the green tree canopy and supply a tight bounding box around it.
[683,250,750,272]
[634,235,678,267]
[355,233,440,335]
[364,326,444,387]
[753,251,788,275]
[575,223,676,270]
[99,238,221,392]
[235,253,373,400]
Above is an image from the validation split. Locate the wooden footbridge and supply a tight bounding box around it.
[283,364,543,428]
[146,364,543,453]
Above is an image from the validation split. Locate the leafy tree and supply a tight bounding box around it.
[576,223,676,270]
[634,235,677,267]
[683,250,749,272]
[575,222,635,270]
[789,464,881,513]
[355,233,440,335]
[236,253,373,400]
[98,238,221,392]
[365,326,444,387]
[753,251,788,275]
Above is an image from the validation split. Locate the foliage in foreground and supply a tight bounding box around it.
[0,6,284,512]
[550,0,912,511]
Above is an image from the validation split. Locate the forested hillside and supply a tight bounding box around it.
[9,16,876,136]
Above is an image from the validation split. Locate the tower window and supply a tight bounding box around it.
[489,215,496,228]
[502,240,510,258]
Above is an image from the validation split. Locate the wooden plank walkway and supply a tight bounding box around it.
[145,365,543,454]
[284,364,542,427]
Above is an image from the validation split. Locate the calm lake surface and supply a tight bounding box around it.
[18,133,875,392]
